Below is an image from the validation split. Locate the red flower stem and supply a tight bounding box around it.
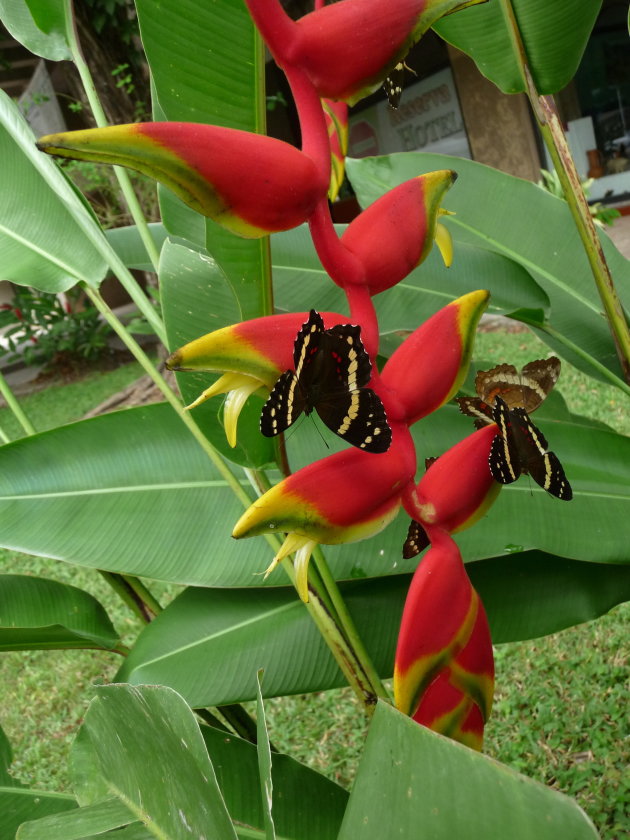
[282,64,331,186]
[241,0,296,62]
[344,281,380,357]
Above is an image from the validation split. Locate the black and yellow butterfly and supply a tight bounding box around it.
[260,310,391,453]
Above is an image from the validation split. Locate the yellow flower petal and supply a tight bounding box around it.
[434,221,453,268]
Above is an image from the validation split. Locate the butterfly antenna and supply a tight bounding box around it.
[308,414,330,449]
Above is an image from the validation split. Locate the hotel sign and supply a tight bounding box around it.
[348,67,470,159]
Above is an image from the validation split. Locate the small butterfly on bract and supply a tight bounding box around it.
[383,61,415,108]
[402,457,437,559]
[456,358,572,500]
[260,310,392,454]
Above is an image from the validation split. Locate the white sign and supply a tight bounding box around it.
[348,67,470,159]
[18,60,66,137]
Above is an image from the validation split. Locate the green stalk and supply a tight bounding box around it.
[62,0,161,273]
[98,569,154,624]
[0,371,36,436]
[500,0,630,384]
[0,425,10,444]
[312,546,390,701]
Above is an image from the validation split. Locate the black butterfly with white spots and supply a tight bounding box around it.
[383,60,415,108]
[456,358,572,501]
[260,310,392,454]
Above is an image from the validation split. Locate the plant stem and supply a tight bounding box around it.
[0,425,10,444]
[217,704,261,744]
[62,0,161,273]
[311,546,390,701]
[0,371,36,436]
[500,0,630,384]
[99,571,157,623]
[194,706,233,734]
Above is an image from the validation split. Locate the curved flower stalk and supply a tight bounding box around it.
[394,528,494,750]
[37,123,328,237]
[244,0,487,106]
[341,171,457,295]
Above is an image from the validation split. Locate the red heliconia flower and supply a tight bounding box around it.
[403,423,501,535]
[394,529,494,750]
[382,290,489,424]
[233,423,416,600]
[341,171,456,295]
[37,124,328,238]
[246,0,487,105]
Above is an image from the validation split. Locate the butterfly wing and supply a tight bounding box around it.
[510,408,572,500]
[489,397,521,484]
[520,357,561,412]
[322,323,372,391]
[383,62,405,108]
[476,358,560,413]
[456,396,494,429]
[293,309,325,386]
[316,387,392,453]
[260,370,306,437]
[403,519,430,559]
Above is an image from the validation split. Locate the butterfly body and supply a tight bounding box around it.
[260,310,392,453]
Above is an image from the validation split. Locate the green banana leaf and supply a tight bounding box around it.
[81,685,238,839]
[0,91,107,292]
[0,0,71,59]
[115,553,630,706]
[338,702,598,839]
[433,0,602,95]
[0,575,119,651]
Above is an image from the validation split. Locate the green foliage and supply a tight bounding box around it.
[0,286,113,368]
[0,0,628,837]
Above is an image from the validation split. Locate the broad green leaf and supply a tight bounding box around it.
[256,673,276,840]
[338,702,598,839]
[1,788,76,840]
[346,153,630,386]
[201,725,348,840]
[105,223,168,272]
[116,553,630,705]
[136,0,270,319]
[17,798,134,840]
[0,0,71,60]
[272,225,551,326]
[434,0,602,94]
[160,238,275,468]
[81,685,238,839]
[0,401,627,588]
[0,574,119,650]
[0,91,107,292]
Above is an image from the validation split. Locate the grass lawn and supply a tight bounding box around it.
[0,332,628,839]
